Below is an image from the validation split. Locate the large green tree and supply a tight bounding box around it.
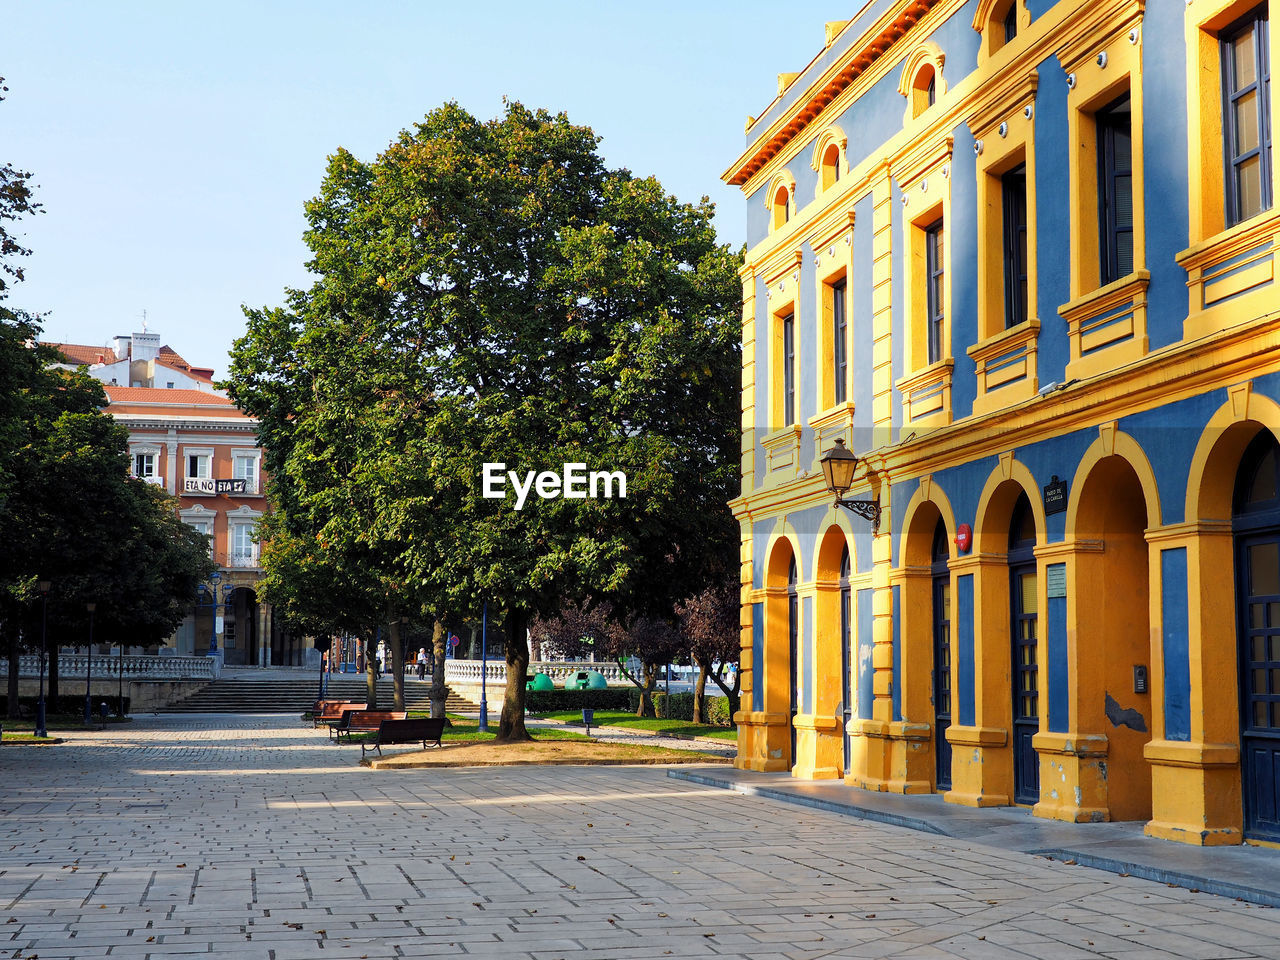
[228,101,742,741]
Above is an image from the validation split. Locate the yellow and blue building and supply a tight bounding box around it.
[726,0,1279,845]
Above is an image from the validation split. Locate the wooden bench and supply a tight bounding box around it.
[312,700,367,728]
[360,716,447,756]
[330,709,407,741]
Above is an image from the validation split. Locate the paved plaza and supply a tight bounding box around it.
[3,716,1280,959]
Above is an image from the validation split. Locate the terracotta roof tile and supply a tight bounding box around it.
[45,342,118,365]
[104,385,235,406]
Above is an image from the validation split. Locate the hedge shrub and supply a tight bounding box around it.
[525,688,631,713]
[704,696,734,727]
[0,695,130,717]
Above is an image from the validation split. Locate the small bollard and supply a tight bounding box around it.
[581,708,594,736]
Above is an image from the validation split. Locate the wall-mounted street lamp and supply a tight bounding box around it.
[35,580,51,738]
[819,439,881,533]
[83,602,97,726]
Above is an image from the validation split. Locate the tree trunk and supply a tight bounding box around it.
[496,608,532,742]
[640,661,661,717]
[364,632,378,708]
[693,657,709,724]
[6,626,20,720]
[48,641,59,701]
[709,663,741,717]
[389,617,405,712]
[429,621,447,719]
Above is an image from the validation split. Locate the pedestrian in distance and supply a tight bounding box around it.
[416,647,427,681]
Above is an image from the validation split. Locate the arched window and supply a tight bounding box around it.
[898,43,947,121]
[810,126,848,195]
[774,185,791,228]
[765,171,797,231]
[974,0,1027,63]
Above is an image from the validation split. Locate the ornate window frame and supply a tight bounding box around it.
[766,170,797,232]
[973,0,1031,65]
[898,42,948,123]
[810,125,849,197]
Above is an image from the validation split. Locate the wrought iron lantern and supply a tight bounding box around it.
[819,438,881,533]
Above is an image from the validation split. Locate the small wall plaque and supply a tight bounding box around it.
[1044,475,1068,515]
[1046,563,1066,599]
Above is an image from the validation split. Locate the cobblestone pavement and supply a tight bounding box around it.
[3,715,1280,959]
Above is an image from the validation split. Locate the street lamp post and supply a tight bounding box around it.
[35,580,51,738]
[83,602,97,726]
[479,602,489,733]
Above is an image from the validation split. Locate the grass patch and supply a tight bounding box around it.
[0,734,61,744]
[533,709,737,741]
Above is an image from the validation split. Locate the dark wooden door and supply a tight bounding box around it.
[1010,494,1039,805]
[1011,563,1040,804]
[1234,431,1280,842]
[1238,533,1280,842]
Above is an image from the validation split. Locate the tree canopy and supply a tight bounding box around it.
[227,100,742,740]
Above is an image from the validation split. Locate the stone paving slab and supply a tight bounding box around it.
[1,714,1279,958]
[668,767,1280,910]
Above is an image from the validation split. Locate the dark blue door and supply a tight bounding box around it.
[1235,431,1280,842]
[931,521,952,790]
[1010,495,1039,805]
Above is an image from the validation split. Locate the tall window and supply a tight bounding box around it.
[133,452,156,481]
[833,280,848,404]
[233,454,258,493]
[187,453,211,479]
[1223,8,1273,226]
[925,221,945,364]
[1097,93,1133,285]
[783,313,796,426]
[1002,164,1029,328]
[232,523,256,565]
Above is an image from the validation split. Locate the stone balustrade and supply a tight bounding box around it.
[442,659,626,686]
[16,654,219,681]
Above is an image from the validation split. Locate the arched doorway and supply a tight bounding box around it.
[223,587,259,667]
[840,545,852,774]
[1073,452,1154,821]
[931,520,952,790]
[1234,430,1280,842]
[788,555,799,769]
[1010,494,1039,805]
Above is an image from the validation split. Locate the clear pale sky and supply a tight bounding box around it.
[3,1,845,380]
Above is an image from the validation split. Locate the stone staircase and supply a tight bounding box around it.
[158,673,475,714]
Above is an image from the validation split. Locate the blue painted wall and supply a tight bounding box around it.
[957,573,976,726]
[752,602,765,712]
[854,192,876,454]
[857,587,875,718]
[949,121,980,421]
[1046,567,1069,733]
[1033,53,1072,389]
[803,596,815,713]
[1143,3,1191,352]
[1161,547,1192,741]
[892,584,903,721]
